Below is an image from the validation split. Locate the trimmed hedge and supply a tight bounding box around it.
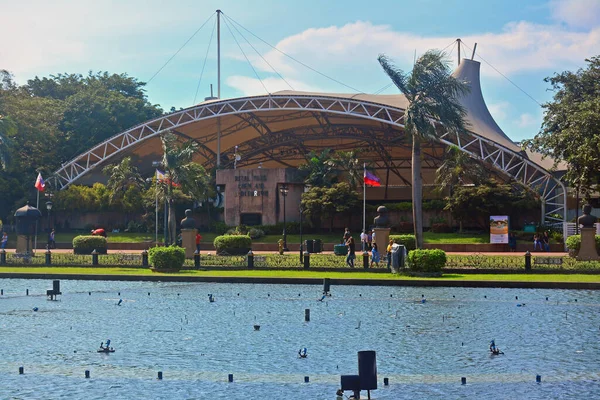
[214,234,252,255]
[406,249,446,276]
[389,234,416,251]
[148,246,185,272]
[565,234,600,256]
[73,235,107,254]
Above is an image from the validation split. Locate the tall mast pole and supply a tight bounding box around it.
[457,38,461,65]
[216,9,222,167]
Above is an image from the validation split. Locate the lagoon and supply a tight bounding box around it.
[0,279,598,399]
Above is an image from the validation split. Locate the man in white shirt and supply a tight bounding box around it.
[360,230,368,251]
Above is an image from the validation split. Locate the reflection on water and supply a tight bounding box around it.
[0,279,598,399]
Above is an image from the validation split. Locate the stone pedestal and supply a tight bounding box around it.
[373,228,391,250]
[577,227,599,261]
[16,235,29,254]
[181,229,197,259]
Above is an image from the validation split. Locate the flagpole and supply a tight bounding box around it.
[155,174,158,245]
[363,163,366,235]
[34,189,39,254]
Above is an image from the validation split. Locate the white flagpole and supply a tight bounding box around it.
[34,189,39,254]
[155,173,158,245]
[363,163,366,234]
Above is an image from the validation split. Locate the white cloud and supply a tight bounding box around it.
[225,75,322,96]
[550,0,600,29]
[488,101,511,121]
[517,113,539,128]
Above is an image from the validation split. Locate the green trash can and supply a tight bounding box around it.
[334,244,348,256]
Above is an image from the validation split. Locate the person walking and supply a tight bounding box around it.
[508,232,517,252]
[367,230,373,250]
[370,243,380,268]
[0,232,7,249]
[345,236,356,268]
[386,239,394,271]
[195,232,202,253]
[360,230,368,251]
[342,228,351,244]
[542,231,550,252]
[48,229,56,249]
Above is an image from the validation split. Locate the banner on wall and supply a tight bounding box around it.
[490,216,509,244]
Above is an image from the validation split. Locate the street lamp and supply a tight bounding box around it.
[45,200,53,249]
[280,184,289,251]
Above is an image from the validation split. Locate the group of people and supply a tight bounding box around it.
[533,231,551,252]
[343,228,396,269]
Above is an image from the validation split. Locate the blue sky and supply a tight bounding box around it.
[2,0,599,142]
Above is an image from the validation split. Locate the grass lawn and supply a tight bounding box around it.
[0,267,597,283]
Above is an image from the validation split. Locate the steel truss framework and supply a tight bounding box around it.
[52,94,566,224]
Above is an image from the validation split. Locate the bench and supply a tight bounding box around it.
[533,257,563,265]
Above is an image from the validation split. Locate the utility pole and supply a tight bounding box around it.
[216,9,222,168]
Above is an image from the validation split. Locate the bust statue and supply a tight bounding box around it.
[373,206,390,228]
[578,204,597,228]
[180,209,196,229]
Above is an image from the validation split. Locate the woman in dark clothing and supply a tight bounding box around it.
[345,237,356,268]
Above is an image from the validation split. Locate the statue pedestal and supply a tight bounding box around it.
[577,227,599,261]
[181,229,197,259]
[373,228,391,250]
[16,235,29,254]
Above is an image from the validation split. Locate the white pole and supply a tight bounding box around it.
[363,163,366,234]
[155,177,158,245]
[216,9,221,167]
[34,189,39,254]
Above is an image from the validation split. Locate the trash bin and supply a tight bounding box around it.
[334,244,348,256]
[390,244,406,272]
[305,240,314,253]
[313,239,322,253]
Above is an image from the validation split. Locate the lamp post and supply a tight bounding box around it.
[299,204,304,263]
[45,200,53,248]
[280,184,289,251]
[152,160,166,246]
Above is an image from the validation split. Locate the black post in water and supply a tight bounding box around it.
[85,370,90,379]
[19,366,24,374]
[305,309,310,322]
[45,250,51,265]
[383,377,389,386]
[525,251,531,271]
[304,376,309,383]
[247,250,254,268]
[303,252,310,269]
[363,251,369,269]
[323,278,331,294]
[194,252,200,268]
[157,371,163,380]
[26,289,29,296]
[92,250,99,266]
[1,249,7,265]
[461,377,466,385]
[142,250,148,267]
[228,374,233,382]
[536,375,541,383]
[299,204,304,263]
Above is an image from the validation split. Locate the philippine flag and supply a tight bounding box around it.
[364,169,381,187]
[34,173,45,192]
[156,169,166,181]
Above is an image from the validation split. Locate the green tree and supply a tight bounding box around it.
[444,180,540,229]
[523,56,600,201]
[300,182,360,232]
[378,50,469,248]
[160,131,212,243]
[103,156,144,205]
[298,149,336,187]
[326,151,363,189]
[0,115,17,169]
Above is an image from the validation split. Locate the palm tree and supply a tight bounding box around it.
[326,151,363,189]
[298,149,336,187]
[435,145,488,231]
[378,50,469,248]
[103,156,144,205]
[160,131,212,244]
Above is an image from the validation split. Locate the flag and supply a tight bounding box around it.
[364,169,381,187]
[34,173,45,192]
[156,169,180,187]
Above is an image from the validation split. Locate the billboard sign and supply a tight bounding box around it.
[490,216,509,244]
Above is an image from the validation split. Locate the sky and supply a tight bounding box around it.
[1,0,599,142]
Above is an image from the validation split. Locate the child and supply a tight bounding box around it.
[370,243,380,268]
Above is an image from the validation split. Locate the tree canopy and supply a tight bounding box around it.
[523,56,600,200]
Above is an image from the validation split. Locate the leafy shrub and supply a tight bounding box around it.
[389,234,416,251]
[73,235,107,254]
[422,200,446,211]
[126,220,145,233]
[226,226,247,236]
[385,202,412,211]
[214,235,252,255]
[148,246,185,272]
[394,222,414,233]
[248,228,265,239]
[212,222,229,235]
[565,235,600,255]
[431,223,453,233]
[406,249,446,276]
